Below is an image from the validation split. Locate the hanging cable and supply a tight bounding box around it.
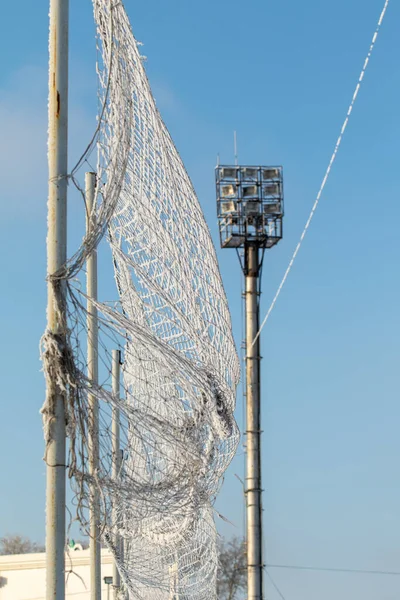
[252,0,390,347]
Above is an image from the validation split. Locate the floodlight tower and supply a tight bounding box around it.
[216,165,284,600]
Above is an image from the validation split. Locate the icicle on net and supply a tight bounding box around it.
[42,1,240,599]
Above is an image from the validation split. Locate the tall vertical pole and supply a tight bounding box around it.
[46,0,69,598]
[86,172,101,600]
[245,243,263,600]
[112,349,122,599]
[169,561,179,600]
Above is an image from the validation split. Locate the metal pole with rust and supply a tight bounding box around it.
[86,172,101,600]
[245,244,263,600]
[46,0,69,598]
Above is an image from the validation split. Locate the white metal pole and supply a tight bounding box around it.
[245,244,263,600]
[86,172,101,600]
[46,0,69,597]
[112,349,122,599]
[168,561,179,600]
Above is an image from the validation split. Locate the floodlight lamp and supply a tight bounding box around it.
[244,201,261,216]
[221,184,237,198]
[241,167,258,180]
[242,185,258,198]
[263,183,280,196]
[221,201,237,214]
[220,167,238,179]
[262,168,279,180]
[215,163,284,250]
[264,202,281,215]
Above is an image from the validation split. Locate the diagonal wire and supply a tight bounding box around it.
[266,569,288,600]
[252,0,390,347]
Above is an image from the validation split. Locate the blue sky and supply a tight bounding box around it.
[0,0,399,598]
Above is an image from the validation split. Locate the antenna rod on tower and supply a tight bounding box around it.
[234,131,238,166]
[46,0,69,598]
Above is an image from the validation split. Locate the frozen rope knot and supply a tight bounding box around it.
[40,330,77,447]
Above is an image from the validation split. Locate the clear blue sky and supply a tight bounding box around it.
[0,1,399,598]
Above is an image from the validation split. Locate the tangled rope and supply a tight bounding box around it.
[41,1,240,598]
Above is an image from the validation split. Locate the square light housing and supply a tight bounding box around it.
[221,201,237,214]
[244,201,261,216]
[241,167,258,180]
[221,184,237,198]
[262,168,279,180]
[220,167,238,180]
[242,185,258,198]
[264,202,281,215]
[264,183,280,196]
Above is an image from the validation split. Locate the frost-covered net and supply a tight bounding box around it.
[41,1,239,599]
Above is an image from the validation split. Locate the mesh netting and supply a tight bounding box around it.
[41,1,240,599]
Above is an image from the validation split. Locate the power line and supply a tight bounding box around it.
[267,563,400,577]
[252,0,391,347]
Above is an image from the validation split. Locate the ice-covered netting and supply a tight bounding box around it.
[41,1,240,599]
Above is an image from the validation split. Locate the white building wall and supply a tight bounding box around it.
[0,549,115,600]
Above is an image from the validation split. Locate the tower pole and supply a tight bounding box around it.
[86,172,101,600]
[46,0,69,597]
[245,243,263,600]
[216,162,284,600]
[112,349,122,599]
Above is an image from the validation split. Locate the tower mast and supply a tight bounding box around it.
[245,242,263,599]
[216,164,284,600]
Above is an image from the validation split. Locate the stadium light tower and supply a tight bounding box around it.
[216,164,284,600]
